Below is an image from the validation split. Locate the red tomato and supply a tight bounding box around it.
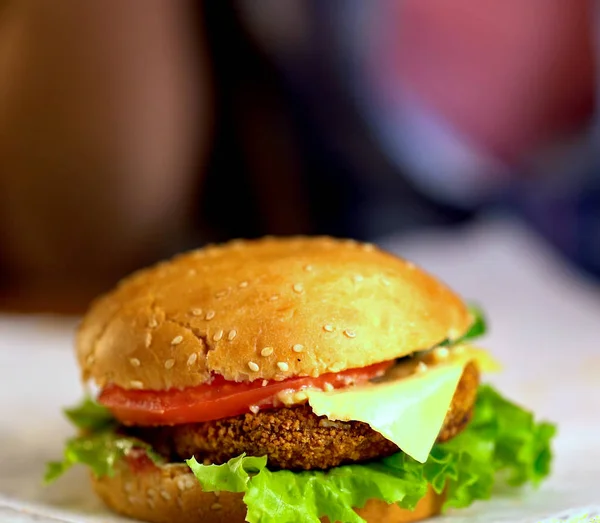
[99,361,394,426]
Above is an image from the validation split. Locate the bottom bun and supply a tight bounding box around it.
[92,460,444,523]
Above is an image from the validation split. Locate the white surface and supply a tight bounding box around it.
[1,215,599,522]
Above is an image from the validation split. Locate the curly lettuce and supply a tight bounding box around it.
[44,398,161,483]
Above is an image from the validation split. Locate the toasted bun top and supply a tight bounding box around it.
[77,236,471,390]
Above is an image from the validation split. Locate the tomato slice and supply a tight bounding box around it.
[99,360,394,426]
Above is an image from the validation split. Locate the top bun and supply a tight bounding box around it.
[77,236,471,390]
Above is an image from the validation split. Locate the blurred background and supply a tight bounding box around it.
[0,0,598,313]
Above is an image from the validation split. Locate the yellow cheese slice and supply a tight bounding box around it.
[306,346,500,463]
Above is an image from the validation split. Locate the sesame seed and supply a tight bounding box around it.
[353,274,364,283]
[171,335,183,345]
[362,243,375,252]
[187,353,198,366]
[454,345,465,354]
[249,405,260,414]
[292,283,304,294]
[147,499,155,509]
[329,362,345,372]
[188,269,197,276]
[323,382,334,392]
[160,490,171,501]
[128,495,138,504]
[211,503,223,511]
[124,482,134,493]
[304,264,313,272]
[191,308,203,316]
[215,289,228,298]
[434,347,450,360]
[145,332,152,348]
[239,281,249,288]
[129,358,140,367]
[148,317,158,328]
[260,347,274,357]
[205,310,216,320]
[176,476,195,491]
[164,359,175,369]
[86,354,95,365]
[262,380,268,387]
[323,324,334,332]
[214,490,220,497]
[343,329,356,338]
[406,261,416,270]
[292,344,304,353]
[277,361,289,372]
[416,361,428,373]
[213,329,223,342]
[248,361,259,372]
[269,294,279,301]
[382,278,391,287]
[147,489,156,497]
[227,329,237,341]
[130,380,144,389]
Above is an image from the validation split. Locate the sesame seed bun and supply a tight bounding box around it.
[92,460,444,523]
[77,236,471,390]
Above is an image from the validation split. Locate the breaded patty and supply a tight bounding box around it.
[128,362,478,470]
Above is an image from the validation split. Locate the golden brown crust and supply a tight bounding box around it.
[77,236,471,390]
[92,460,443,523]
[129,404,399,470]
[437,361,479,442]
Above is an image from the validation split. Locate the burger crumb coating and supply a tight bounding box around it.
[144,405,399,470]
[127,363,479,470]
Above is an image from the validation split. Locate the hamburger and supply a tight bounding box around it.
[46,236,556,523]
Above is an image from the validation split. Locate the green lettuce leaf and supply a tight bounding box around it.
[462,304,488,342]
[187,384,556,523]
[44,398,161,483]
[187,454,267,492]
[63,396,116,432]
[45,432,152,483]
[243,461,429,523]
[460,384,556,488]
